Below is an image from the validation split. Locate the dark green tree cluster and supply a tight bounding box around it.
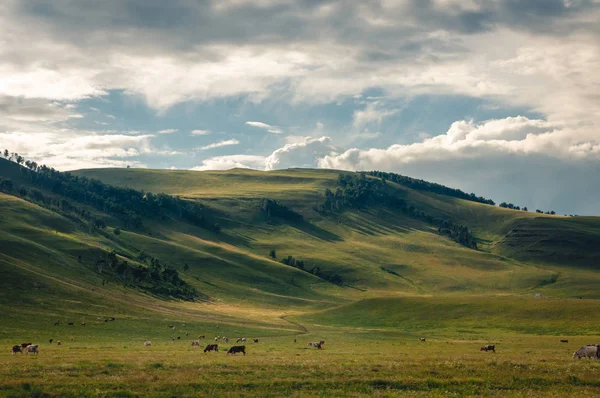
[0,177,14,193]
[318,173,478,249]
[317,173,387,212]
[535,209,556,215]
[499,202,528,211]
[2,150,219,232]
[101,250,196,300]
[437,220,477,249]
[365,171,495,205]
[260,199,303,222]
[281,255,343,285]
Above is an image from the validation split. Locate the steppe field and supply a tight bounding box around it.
[2,159,600,397]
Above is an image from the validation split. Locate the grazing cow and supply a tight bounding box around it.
[573,345,600,359]
[253,339,259,343]
[419,338,426,342]
[144,341,152,347]
[177,336,181,340]
[223,337,229,342]
[560,339,569,343]
[307,342,322,349]
[227,346,246,355]
[170,336,175,341]
[186,332,189,337]
[198,335,205,339]
[20,343,32,350]
[480,345,496,353]
[81,322,86,326]
[109,317,116,321]
[68,322,74,326]
[236,337,246,343]
[49,339,53,344]
[319,340,325,345]
[25,345,39,355]
[214,337,219,341]
[11,345,22,354]
[54,321,60,326]
[57,341,62,346]
[204,344,219,353]
[191,340,200,347]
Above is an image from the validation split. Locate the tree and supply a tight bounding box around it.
[523,207,528,212]
[113,227,121,235]
[183,264,190,273]
[269,249,277,259]
[0,178,14,192]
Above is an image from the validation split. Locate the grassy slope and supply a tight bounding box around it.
[3,163,600,396]
[74,166,600,297]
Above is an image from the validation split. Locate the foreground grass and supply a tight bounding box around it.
[2,330,600,397]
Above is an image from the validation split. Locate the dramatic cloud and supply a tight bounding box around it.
[196,139,240,151]
[1,0,599,212]
[245,121,283,134]
[193,136,335,171]
[265,136,334,170]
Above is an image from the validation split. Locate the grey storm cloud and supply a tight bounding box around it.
[13,1,600,50]
[1,0,600,213]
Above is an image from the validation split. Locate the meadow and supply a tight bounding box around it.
[2,160,600,396]
[3,307,600,397]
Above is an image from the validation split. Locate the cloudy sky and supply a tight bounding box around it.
[1,0,599,214]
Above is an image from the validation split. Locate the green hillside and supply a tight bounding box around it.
[3,157,600,395]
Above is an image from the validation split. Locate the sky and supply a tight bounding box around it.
[1,0,600,215]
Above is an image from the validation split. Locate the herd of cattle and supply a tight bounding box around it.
[140,336,326,354]
[10,320,600,359]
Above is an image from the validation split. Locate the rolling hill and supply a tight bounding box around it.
[2,156,600,340]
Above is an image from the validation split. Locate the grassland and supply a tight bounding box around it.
[2,160,600,396]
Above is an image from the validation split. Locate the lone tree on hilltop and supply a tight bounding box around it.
[269,249,277,259]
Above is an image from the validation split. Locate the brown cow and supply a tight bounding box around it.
[227,346,246,355]
[560,339,569,343]
[253,339,259,343]
[20,343,32,349]
[204,344,219,353]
